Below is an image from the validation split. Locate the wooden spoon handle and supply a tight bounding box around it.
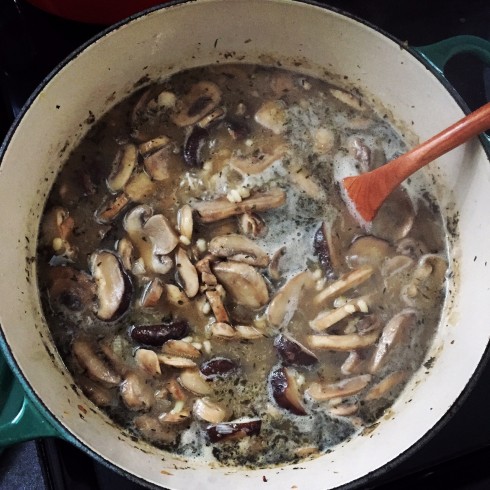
[343,102,490,222]
[382,101,490,185]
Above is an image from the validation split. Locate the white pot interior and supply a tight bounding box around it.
[0,1,489,488]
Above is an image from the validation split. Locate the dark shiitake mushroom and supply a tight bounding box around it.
[206,418,262,443]
[200,357,238,380]
[274,334,318,367]
[269,366,306,416]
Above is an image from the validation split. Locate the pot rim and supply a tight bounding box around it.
[0,1,488,489]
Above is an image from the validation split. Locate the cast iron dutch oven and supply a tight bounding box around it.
[1,1,490,488]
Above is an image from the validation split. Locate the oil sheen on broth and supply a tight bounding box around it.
[37,64,447,467]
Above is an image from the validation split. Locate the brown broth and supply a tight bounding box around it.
[37,64,447,467]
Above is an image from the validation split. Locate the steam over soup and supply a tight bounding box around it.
[37,64,447,467]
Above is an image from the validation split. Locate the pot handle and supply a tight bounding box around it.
[0,353,60,448]
[415,35,490,147]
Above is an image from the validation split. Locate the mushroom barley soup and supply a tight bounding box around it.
[37,64,448,467]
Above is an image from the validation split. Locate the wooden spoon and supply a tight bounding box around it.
[341,102,490,223]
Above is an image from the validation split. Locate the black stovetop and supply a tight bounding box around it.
[0,1,489,489]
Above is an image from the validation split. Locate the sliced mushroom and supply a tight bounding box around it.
[229,145,286,175]
[130,321,190,346]
[124,171,156,203]
[307,330,381,351]
[107,144,137,192]
[90,250,132,322]
[175,247,199,298]
[306,374,371,401]
[274,334,318,367]
[164,284,190,307]
[77,376,114,407]
[198,107,226,128]
[396,238,428,259]
[167,378,188,402]
[123,205,178,274]
[287,162,326,201]
[95,193,130,224]
[209,321,236,339]
[72,339,121,387]
[134,415,179,443]
[208,234,269,267]
[414,254,447,285]
[47,266,95,313]
[371,187,415,241]
[309,296,371,332]
[328,401,359,417]
[267,270,311,328]
[346,236,393,269]
[135,348,161,376]
[41,206,75,249]
[205,289,230,322]
[172,81,222,127]
[192,188,286,223]
[177,204,194,241]
[313,265,374,305]
[196,256,218,287]
[143,141,181,180]
[213,261,269,309]
[162,339,201,359]
[178,368,212,395]
[138,135,171,156]
[238,212,267,239]
[364,371,408,401]
[158,407,191,425]
[313,221,340,279]
[369,309,417,374]
[341,350,368,376]
[235,325,264,340]
[183,125,208,168]
[200,357,237,380]
[254,100,287,134]
[139,278,164,308]
[193,397,229,424]
[268,246,286,281]
[269,367,306,416]
[117,237,134,271]
[206,418,262,443]
[158,354,197,369]
[330,88,365,111]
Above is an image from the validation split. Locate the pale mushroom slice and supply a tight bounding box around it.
[369,309,417,374]
[178,368,213,396]
[192,188,286,223]
[139,278,164,308]
[364,371,408,401]
[346,236,393,269]
[330,88,366,112]
[72,339,121,387]
[117,237,134,271]
[138,135,171,156]
[107,144,138,192]
[208,234,269,267]
[228,145,286,175]
[209,322,236,339]
[158,406,191,425]
[124,170,156,203]
[193,397,229,424]
[143,142,181,181]
[89,250,132,322]
[47,266,95,313]
[287,162,327,201]
[307,330,381,351]
[171,81,222,127]
[205,288,229,323]
[254,100,287,134]
[313,265,374,306]
[267,270,312,329]
[235,325,264,340]
[162,339,201,359]
[213,261,269,309]
[134,415,179,443]
[95,193,130,224]
[164,284,190,307]
[177,204,194,241]
[157,354,197,369]
[41,206,76,257]
[268,246,286,281]
[328,400,359,417]
[175,247,199,298]
[196,256,218,287]
[306,374,372,401]
[123,205,178,274]
[309,296,370,332]
[134,348,161,376]
[238,212,268,239]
